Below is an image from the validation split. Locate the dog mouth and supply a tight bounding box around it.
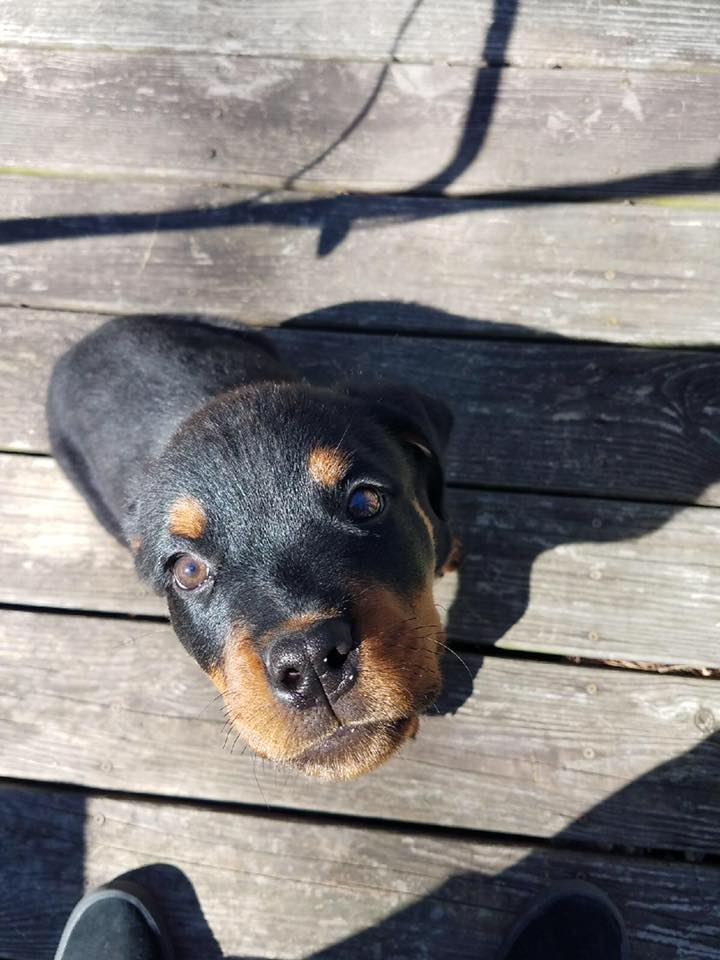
[287,715,418,781]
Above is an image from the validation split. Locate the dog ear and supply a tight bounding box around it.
[345,381,453,521]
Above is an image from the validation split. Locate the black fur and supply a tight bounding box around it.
[47,317,455,771]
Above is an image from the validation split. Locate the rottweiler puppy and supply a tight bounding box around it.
[47,317,460,780]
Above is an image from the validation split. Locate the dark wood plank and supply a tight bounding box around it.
[1,180,720,346]
[6,310,720,507]
[3,784,720,960]
[0,0,718,70]
[2,609,719,852]
[276,329,720,507]
[3,50,718,195]
[3,453,720,667]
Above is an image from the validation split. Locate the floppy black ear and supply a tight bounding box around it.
[344,381,453,520]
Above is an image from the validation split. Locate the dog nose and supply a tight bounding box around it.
[265,618,358,708]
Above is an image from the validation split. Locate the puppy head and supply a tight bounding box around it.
[126,381,455,780]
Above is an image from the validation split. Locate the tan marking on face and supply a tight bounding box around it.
[129,536,142,554]
[213,581,442,781]
[289,715,420,781]
[168,496,207,539]
[220,624,334,763]
[206,663,226,693]
[412,497,436,548]
[308,446,350,487]
[442,536,464,574]
[352,580,444,723]
[289,579,443,779]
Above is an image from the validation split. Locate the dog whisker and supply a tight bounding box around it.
[422,635,475,683]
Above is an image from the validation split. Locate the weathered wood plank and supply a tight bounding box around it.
[1,179,719,346]
[1,0,718,70]
[277,331,720,507]
[6,310,720,508]
[1,609,719,852]
[0,310,93,453]
[2,453,720,668]
[3,50,719,195]
[0,611,720,853]
[3,785,720,960]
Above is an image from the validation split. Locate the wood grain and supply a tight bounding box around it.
[0,310,93,453]
[1,609,719,853]
[2,50,718,195]
[6,310,720,507]
[1,179,719,346]
[0,0,718,70]
[3,784,720,960]
[2,0,719,939]
[2,452,720,667]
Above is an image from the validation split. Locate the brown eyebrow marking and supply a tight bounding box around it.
[308,446,351,487]
[168,496,207,539]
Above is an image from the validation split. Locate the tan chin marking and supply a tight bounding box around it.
[208,579,441,780]
[291,716,420,781]
[308,446,350,487]
[168,496,207,539]
[220,624,331,762]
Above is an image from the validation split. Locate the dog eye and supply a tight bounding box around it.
[347,486,384,521]
[172,554,210,590]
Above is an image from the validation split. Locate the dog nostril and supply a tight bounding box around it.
[280,665,302,690]
[324,645,349,671]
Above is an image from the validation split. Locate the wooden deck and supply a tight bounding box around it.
[2,3,720,958]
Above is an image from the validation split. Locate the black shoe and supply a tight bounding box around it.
[498,880,629,960]
[54,879,175,960]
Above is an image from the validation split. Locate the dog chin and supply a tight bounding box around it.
[284,715,419,781]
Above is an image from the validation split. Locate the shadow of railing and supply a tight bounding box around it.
[1,159,719,259]
[0,0,718,257]
[413,0,520,194]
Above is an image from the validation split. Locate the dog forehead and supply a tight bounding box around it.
[157,407,303,510]
[173,384,396,479]
[150,383,413,543]
[182,384,346,446]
